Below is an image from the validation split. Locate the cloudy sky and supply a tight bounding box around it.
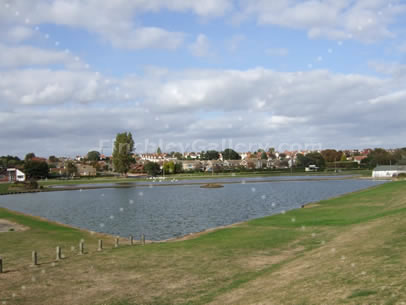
[1,0,406,157]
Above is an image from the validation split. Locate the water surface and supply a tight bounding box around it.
[0,179,385,240]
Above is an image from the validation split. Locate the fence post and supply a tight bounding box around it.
[115,237,119,248]
[141,234,145,246]
[32,251,38,266]
[56,246,62,261]
[0,257,3,273]
[129,235,134,245]
[79,241,84,255]
[98,240,103,252]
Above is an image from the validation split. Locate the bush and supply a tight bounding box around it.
[27,178,39,189]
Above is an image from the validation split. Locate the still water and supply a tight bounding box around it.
[0,178,385,240]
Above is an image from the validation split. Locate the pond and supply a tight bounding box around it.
[0,178,385,240]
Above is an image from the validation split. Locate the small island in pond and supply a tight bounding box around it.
[200,183,224,189]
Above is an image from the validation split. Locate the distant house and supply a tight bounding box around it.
[50,167,68,176]
[352,156,368,164]
[240,158,265,169]
[204,160,223,172]
[6,168,26,182]
[305,165,319,172]
[372,165,406,178]
[77,164,97,177]
[223,160,242,169]
[182,160,202,172]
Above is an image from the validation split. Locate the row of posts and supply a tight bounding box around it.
[0,234,146,273]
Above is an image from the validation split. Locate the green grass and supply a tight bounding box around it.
[0,180,405,305]
[348,289,378,298]
[0,183,12,194]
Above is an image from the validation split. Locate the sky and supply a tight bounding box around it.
[1,0,406,157]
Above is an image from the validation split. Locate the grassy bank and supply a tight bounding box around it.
[1,181,405,304]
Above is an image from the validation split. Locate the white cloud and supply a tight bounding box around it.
[0,44,74,68]
[0,0,233,50]
[238,0,406,42]
[189,34,212,57]
[265,48,289,56]
[108,27,184,50]
[368,90,406,105]
[0,69,113,106]
[0,26,35,43]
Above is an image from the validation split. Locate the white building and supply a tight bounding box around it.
[305,165,319,172]
[7,168,26,182]
[372,165,406,178]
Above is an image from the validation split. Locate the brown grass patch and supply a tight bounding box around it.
[0,219,29,232]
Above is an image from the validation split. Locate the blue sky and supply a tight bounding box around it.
[1,0,406,157]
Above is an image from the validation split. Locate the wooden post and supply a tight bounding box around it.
[79,241,84,255]
[0,257,3,273]
[129,235,134,245]
[56,246,61,261]
[98,240,103,251]
[32,251,38,266]
[141,234,145,246]
[115,237,119,248]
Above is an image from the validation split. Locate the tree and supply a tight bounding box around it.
[0,155,22,168]
[163,161,175,174]
[112,132,135,175]
[363,148,396,168]
[296,153,326,169]
[267,148,276,159]
[87,151,101,161]
[24,161,49,179]
[340,153,347,162]
[321,149,342,162]
[201,150,220,160]
[260,152,268,160]
[393,148,406,165]
[174,152,183,160]
[222,149,241,160]
[25,153,36,162]
[144,162,161,176]
[49,155,59,163]
[66,161,78,177]
[157,147,162,155]
[175,162,183,173]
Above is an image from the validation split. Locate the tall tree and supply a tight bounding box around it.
[87,151,101,161]
[24,161,49,179]
[222,149,241,160]
[157,147,162,155]
[201,150,220,160]
[48,155,59,163]
[260,152,268,160]
[296,153,326,169]
[25,152,36,162]
[66,161,78,177]
[321,149,342,162]
[144,162,160,176]
[112,132,135,175]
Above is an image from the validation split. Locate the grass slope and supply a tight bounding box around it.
[0,181,405,305]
